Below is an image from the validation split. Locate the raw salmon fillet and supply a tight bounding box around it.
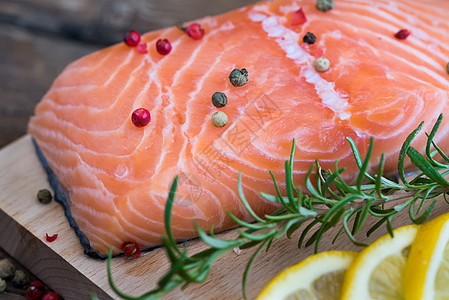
[28,0,449,256]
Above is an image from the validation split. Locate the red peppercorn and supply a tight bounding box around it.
[123,30,141,47]
[137,43,148,54]
[42,292,59,300]
[156,39,172,55]
[394,29,410,40]
[46,233,58,242]
[131,108,151,127]
[291,8,307,26]
[120,241,142,258]
[26,281,45,299]
[185,23,205,40]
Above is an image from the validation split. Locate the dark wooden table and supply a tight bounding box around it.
[0,0,259,298]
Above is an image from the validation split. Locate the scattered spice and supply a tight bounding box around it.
[45,233,58,243]
[177,22,205,40]
[131,108,151,127]
[445,62,449,74]
[37,189,52,204]
[316,0,334,12]
[137,43,148,54]
[303,32,316,44]
[156,39,172,55]
[123,30,141,47]
[121,241,141,258]
[0,279,5,293]
[291,8,307,26]
[211,92,228,108]
[211,111,228,128]
[229,68,249,87]
[186,23,205,40]
[314,57,330,72]
[12,270,29,288]
[394,29,410,40]
[26,281,45,300]
[0,259,15,279]
[42,292,60,300]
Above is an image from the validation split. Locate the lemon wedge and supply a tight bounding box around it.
[404,213,449,300]
[341,224,419,300]
[257,250,357,300]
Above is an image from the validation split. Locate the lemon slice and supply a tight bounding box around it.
[257,251,357,300]
[404,213,449,300]
[341,224,419,300]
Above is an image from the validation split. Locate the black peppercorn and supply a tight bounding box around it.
[229,68,249,87]
[303,32,316,44]
[212,92,228,108]
[37,189,52,204]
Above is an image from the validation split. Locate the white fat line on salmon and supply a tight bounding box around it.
[277,1,301,15]
[62,49,115,76]
[37,105,164,181]
[384,0,449,21]
[249,12,351,121]
[151,184,225,224]
[344,0,449,34]
[150,22,237,181]
[102,49,134,87]
[173,22,237,171]
[308,18,449,88]
[315,28,448,91]
[144,39,187,178]
[334,3,449,62]
[123,197,185,237]
[72,208,124,246]
[41,53,157,136]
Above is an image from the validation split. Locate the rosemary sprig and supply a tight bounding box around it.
[105,114,449,299]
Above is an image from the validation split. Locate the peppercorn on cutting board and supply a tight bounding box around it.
[0,136,448,300]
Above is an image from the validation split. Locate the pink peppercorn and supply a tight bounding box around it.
[132,108,151,127]
[156,39,172,55]
[185,23,205,40]
[42,292,59,300]
[123,30,141,47]
[395,29,410,40]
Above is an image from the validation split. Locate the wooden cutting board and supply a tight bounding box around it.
[1,135,448,300]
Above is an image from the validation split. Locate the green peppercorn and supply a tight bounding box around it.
[0,278,5,293]
[37,189,52,204]
[229,68,249,87]
[316,0,334,12]
[12,270,29,288]
[212,92,228,108]
[211,111,228,127]
[0,259,15,279]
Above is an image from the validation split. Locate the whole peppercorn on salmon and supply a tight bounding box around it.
[28,0,449,256]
